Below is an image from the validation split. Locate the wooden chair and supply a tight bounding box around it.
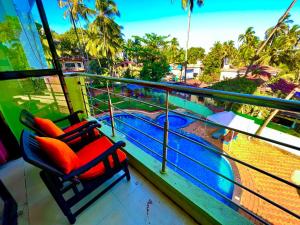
[20,127,130,224]
[19,109,85,136]
[0,179,18,225]
[19,109,100,149]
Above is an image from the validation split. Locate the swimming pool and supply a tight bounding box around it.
[101,113,234,205]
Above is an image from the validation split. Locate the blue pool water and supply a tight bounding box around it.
[101,113,234,205]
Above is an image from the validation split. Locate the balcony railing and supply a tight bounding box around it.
[65,72,300,225]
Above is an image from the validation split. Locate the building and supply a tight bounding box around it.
[60,56,86,73]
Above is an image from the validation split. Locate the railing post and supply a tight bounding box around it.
[161,90,169,174]
[106,81,115,137]
[79,76,91,116]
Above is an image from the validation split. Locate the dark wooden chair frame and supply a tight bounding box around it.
[19,109,86,136]
[19,109,100,149]
[21,126,130,224]
[0,179,18,225]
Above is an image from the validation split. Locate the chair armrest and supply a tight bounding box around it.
[53,110,84,124]
[57,121,100,141]
[62,141,126,180]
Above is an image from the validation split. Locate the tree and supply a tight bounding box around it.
[56,28,88,56]
[0,16,29,70]
[58,0,95,60]
[129,33,169,63]
[222,40,240,66]
[86,0,123,70]
[140,59,169,81]
[255,87,298,136]
[202,42,224,80]
[181,0,204,11]
[180,0,204,82]
[187,47,205,64]
[124,37,143,62]
[238,27,259,65]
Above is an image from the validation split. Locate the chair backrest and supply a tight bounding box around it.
[20,130,64,176]
[19,110,47,136]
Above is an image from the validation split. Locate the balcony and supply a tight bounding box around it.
[0,73,299,225]
[0,0,299,224]
[62,73,300,225]
[1,159,197,225]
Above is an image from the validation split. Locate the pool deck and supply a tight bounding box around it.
[183,120,300,225]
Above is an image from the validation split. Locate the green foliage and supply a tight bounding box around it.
[210,77,263,115]
[86,0,123,67]
[88,59,108,74]
[211,77,259,94]
[140,59,169,81]
[56,28,86,56]
[0,16,30,70]
[238,27,260,65]
[187,47,205,63]
[164,37,185,64]
[202,42,223,78]
[123,68,135,79]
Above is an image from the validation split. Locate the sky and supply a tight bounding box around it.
[39,0,300,51]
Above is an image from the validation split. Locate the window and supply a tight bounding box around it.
[65,63,76,68]
[77,63,82,68]
[0,0,54,72]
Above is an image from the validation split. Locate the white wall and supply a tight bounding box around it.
[220,71,238,80]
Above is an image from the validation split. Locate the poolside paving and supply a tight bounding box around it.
[183,120,300,225]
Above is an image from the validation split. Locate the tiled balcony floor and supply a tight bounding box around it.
[1,159,198,225]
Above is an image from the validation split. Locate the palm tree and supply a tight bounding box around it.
[181,0,204,11]
[245,0,297,77]
[265,14,293,44]
[238,27,259,65]
[86,0,123,73]
[58,0,95,60]
[181,0,204,82]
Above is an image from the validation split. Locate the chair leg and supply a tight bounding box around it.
[124,165,131,181]
[40,171,76,224]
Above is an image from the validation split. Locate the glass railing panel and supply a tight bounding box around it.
[0,0,53,72]
[0,75,68,139]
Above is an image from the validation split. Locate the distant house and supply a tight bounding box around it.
[220,65,279,82]
[115,60,136,68]
[220,68,239,80]
[169,61,204,81]
[60,57,86,73]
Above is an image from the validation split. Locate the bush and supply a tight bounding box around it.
[140,59,169,81]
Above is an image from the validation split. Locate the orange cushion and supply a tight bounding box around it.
[34,117,64,137]
[76,136,127,179]
[35,136,79,174]
[63,120,100,145]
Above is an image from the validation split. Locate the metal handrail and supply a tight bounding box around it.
[85,92,300,189]
[101,120,163,159]
[75,74,300,223]
[166,145,300,219]
[84,84,300,151]
[66,72,300,112]
[166,159,269,225]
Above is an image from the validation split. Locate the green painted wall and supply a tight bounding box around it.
[0,77,68,140]
[65,76,89,117]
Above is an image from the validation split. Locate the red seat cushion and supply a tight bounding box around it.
[35,136,79,174]
[76,136,127,180]
[34,117,64,137]
[63,120,100,145]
